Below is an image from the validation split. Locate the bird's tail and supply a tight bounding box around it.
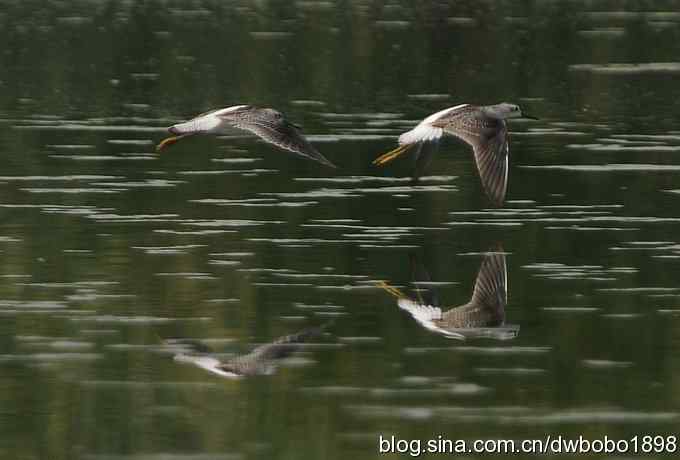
[168,119,204,135]
[373,143,414,166]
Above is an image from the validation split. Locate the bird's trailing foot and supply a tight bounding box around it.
[373,143,413,166]
[376,280,407,299]
[156,134,194,152]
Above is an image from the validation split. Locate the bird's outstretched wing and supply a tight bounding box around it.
[242,326,324,362]
[440,249,507,328]
[217,325,327,376]
[469,248,507,313]
[223,108,336,168]
[470,126,509,207]
[435,110,509,206]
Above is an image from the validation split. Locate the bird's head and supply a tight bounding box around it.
[484,103,537,120]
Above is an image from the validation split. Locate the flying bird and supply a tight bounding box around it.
[378,247,519,340]
[167,324,328,378]
[157,105,336,168]
[373,103,536,206]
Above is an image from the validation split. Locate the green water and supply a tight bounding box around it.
[1,1,680,459]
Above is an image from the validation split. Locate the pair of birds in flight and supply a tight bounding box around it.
[157,102,536,206]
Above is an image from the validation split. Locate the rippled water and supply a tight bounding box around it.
[2,1,680,459]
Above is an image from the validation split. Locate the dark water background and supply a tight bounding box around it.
[2,1,680,459]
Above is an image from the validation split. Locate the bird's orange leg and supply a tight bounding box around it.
[372,143,413,166]
[156,134,193,152]
[376,280,406,298]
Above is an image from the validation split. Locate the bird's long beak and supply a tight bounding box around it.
[522,114,539,120]
[156,133,192,152]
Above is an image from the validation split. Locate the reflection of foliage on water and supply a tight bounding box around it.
[2,0,676,119]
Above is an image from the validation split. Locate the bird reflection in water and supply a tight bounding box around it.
[378,246,519,340]
[166,323,330,378]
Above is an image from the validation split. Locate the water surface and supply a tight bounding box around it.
[1,1,680,459]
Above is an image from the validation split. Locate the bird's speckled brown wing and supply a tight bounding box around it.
[218,325,325,376]
[434,109,509,206]
[221,108,336,168]
[471,124,509,207]
[438,250,507,328]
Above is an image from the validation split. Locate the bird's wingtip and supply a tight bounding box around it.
[325,160,338,169]
[485,192,506,208]
[306,153,336,169]
[488,242,505,254]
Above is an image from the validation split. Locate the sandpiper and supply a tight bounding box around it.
[378,247,519,340]
[373,103,536,206]
[157,105,336,168]
[168,325,327,378]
